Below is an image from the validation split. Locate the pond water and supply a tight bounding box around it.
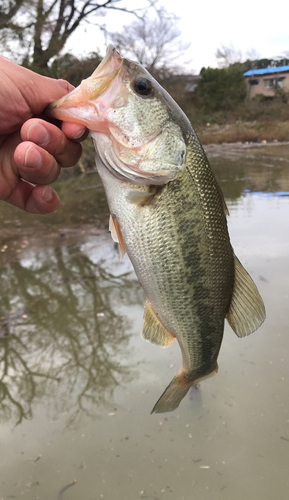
[0,143,289,500]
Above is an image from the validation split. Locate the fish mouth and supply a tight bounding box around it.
[46,45,123,128]
[47,45,185,186]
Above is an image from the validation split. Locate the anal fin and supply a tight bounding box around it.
[142,300,176,347]
[226,254,266,337]
[109,214,126,260]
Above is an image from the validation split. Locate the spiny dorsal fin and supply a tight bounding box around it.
[142,300,176,347]
[226,254,266,337]
[109,214,126,260]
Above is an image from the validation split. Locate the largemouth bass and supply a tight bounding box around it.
[48,46,265,414]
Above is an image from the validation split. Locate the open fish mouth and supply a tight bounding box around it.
[47,45,123,129]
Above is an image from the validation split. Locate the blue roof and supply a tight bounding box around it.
[244,65,289,76]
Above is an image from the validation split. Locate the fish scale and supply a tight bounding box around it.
[97,132,234,380]
[48,45,266,414]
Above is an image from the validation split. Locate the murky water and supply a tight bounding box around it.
[0,144,289,500]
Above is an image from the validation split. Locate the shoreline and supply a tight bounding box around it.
[204,140,289,150]
[197,120,289,145]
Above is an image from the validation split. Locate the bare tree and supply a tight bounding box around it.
[246,48,260,62]
[0,0,32,53]
[0,0,136,73]
[216,43,242,68]
[108,1,190,81]
[0,240,143,425]
[0,0,26,29]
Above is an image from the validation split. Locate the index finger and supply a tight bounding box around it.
[61,121,88,141]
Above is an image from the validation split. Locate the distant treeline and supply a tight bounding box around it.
[241,57,289,71]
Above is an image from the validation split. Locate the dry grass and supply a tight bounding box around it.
[197,121,289,145]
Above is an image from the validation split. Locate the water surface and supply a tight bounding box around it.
[0,144,288,500]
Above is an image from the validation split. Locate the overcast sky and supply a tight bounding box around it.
[65,0,289,74]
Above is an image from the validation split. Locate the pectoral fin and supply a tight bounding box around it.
[126,190,155,206]
[109,214,126,260]
[226,254,266,337]
[142,300,176,347]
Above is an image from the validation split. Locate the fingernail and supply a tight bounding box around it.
[42,186,54,202]
[73,128,86,140]
[27,122,50,146]
[24,145,42,168]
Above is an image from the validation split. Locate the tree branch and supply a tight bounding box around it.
[0,0,25,29]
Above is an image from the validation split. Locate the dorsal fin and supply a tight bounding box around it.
[226,254,266,337]
[142,300,176,347]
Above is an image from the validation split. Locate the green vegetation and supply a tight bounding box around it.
[167,58,289,144]
[242,57,289,72]
[196,66,247,112]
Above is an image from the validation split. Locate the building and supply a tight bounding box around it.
[168,74,201,93]
[244,66,289,99]
[181,74,201,93]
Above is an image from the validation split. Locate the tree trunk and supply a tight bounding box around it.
[33,0,46,70]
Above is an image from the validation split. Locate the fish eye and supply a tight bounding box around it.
[133,78,153,96]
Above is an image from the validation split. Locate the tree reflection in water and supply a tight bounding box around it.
[0,241,144,425]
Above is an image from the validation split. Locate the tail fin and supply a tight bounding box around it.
[151,365,218,414]
[151,373,191,414]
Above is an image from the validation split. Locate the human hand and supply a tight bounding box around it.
[0,56,87,214]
